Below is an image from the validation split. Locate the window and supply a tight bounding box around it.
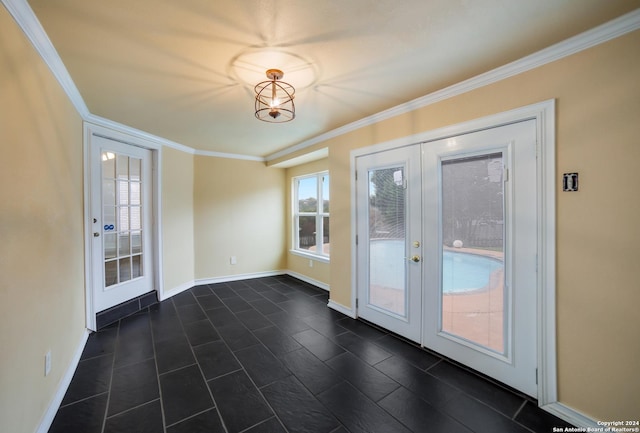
[293,172,329,258]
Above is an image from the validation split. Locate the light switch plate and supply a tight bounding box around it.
[563,173,578,192]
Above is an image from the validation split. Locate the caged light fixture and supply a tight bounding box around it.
[254,69,295,122]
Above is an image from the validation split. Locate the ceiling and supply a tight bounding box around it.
[27,0,638,159]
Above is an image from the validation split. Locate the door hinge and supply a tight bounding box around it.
[535,368,538,385]
[504,167,509,182]
[355,235,358,245]
[355,298,359,308]
[355,170,358,181]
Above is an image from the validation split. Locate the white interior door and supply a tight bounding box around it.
[355,145,422,343]
[422,120,538,397]
[90,135,154,312]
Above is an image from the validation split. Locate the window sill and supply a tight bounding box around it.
[289,249,330,264]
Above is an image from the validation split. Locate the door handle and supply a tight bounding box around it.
[409,255,421,263]
[93,232,100,237]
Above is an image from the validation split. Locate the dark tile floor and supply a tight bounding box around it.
[49,275,572,433]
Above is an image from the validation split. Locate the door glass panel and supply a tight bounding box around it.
[440,153,505,353]
[102,152,144,287]
[368,167,406,316]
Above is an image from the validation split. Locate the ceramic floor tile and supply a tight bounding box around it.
[378,387,472,433]
[261,376,341,433]
[160,364,214,426]
[374,356,459,408]
[208,370,274,433]
[280,348,343,395]
[183,318,221,347]
[292,329,345,361]
[442,393,532,433]
[61,354,113,405]
[193,340,242,380]
[107,358,159,416]
[166,408,225,433]
[253,325,302,356]
[326,352,400,402]
[103,399,164,433]
[429,360,526,417]
[234,344,291,388]
[49,393,108,433]
[318,382,411,433]
[332,331,392,365]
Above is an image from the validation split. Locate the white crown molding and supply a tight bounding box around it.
[266,8,640,163]
[194,149,266,162]
[2,0,89,117]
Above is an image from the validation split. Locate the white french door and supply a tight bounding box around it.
[356,146,423,343]
[90,135,154,312]
[355,119,538,397]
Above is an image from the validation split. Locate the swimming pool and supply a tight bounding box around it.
[369,239,502,293]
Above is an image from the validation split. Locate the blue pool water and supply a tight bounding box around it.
[442,250,502,293]
[369,239,502,293]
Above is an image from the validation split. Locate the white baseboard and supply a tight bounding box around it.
[542,402,599,428]
[285,271,330,291]
[36,329,90,433]
[159,280,195,301]
[194,270,284,287]
[327,299,356,318]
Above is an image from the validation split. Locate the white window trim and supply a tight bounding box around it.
[292,171,329,259]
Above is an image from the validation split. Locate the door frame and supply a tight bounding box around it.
[350,99,556,406]
[83,122,163,331]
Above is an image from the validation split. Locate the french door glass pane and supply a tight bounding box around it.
[440,153,505,353]
[368,167,406,316]
[102,152,144,287]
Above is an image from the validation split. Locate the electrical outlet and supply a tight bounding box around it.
[230,256,237,265]
[45,351,51,376]
[309,259,313,268]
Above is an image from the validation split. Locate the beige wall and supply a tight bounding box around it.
[193,156,286,280]
[161,147,196,292]
[305,30,639,421]
[286,158,330,286]
[0,6,86,433]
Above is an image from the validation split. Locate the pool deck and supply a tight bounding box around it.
[370,246,505,353]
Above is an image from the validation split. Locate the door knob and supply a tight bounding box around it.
[93,232,100,237]
[409,255,421,262]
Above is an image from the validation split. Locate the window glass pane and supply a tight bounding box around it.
[119,257,131,282]
[298,177,317,212]
[322,216,330,254]
[441,153,505,354]
[298,215,316,250]
[117,155,129,179]
[132,255,142,278]
[130,182,141,205]
[130,206,141,230]
[119,207,130,231]
[104,233,117,259]
[118,233,130,256]
[322,175,330,212]
[131,231,142,254]
[105,260,118,287]
[104,206,116,230]
[118,181,129,206]
[130,158,141,181]
[103,180,115,207]
[102,152,115,178]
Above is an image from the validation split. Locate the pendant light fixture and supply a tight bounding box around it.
[254,69,295,122]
